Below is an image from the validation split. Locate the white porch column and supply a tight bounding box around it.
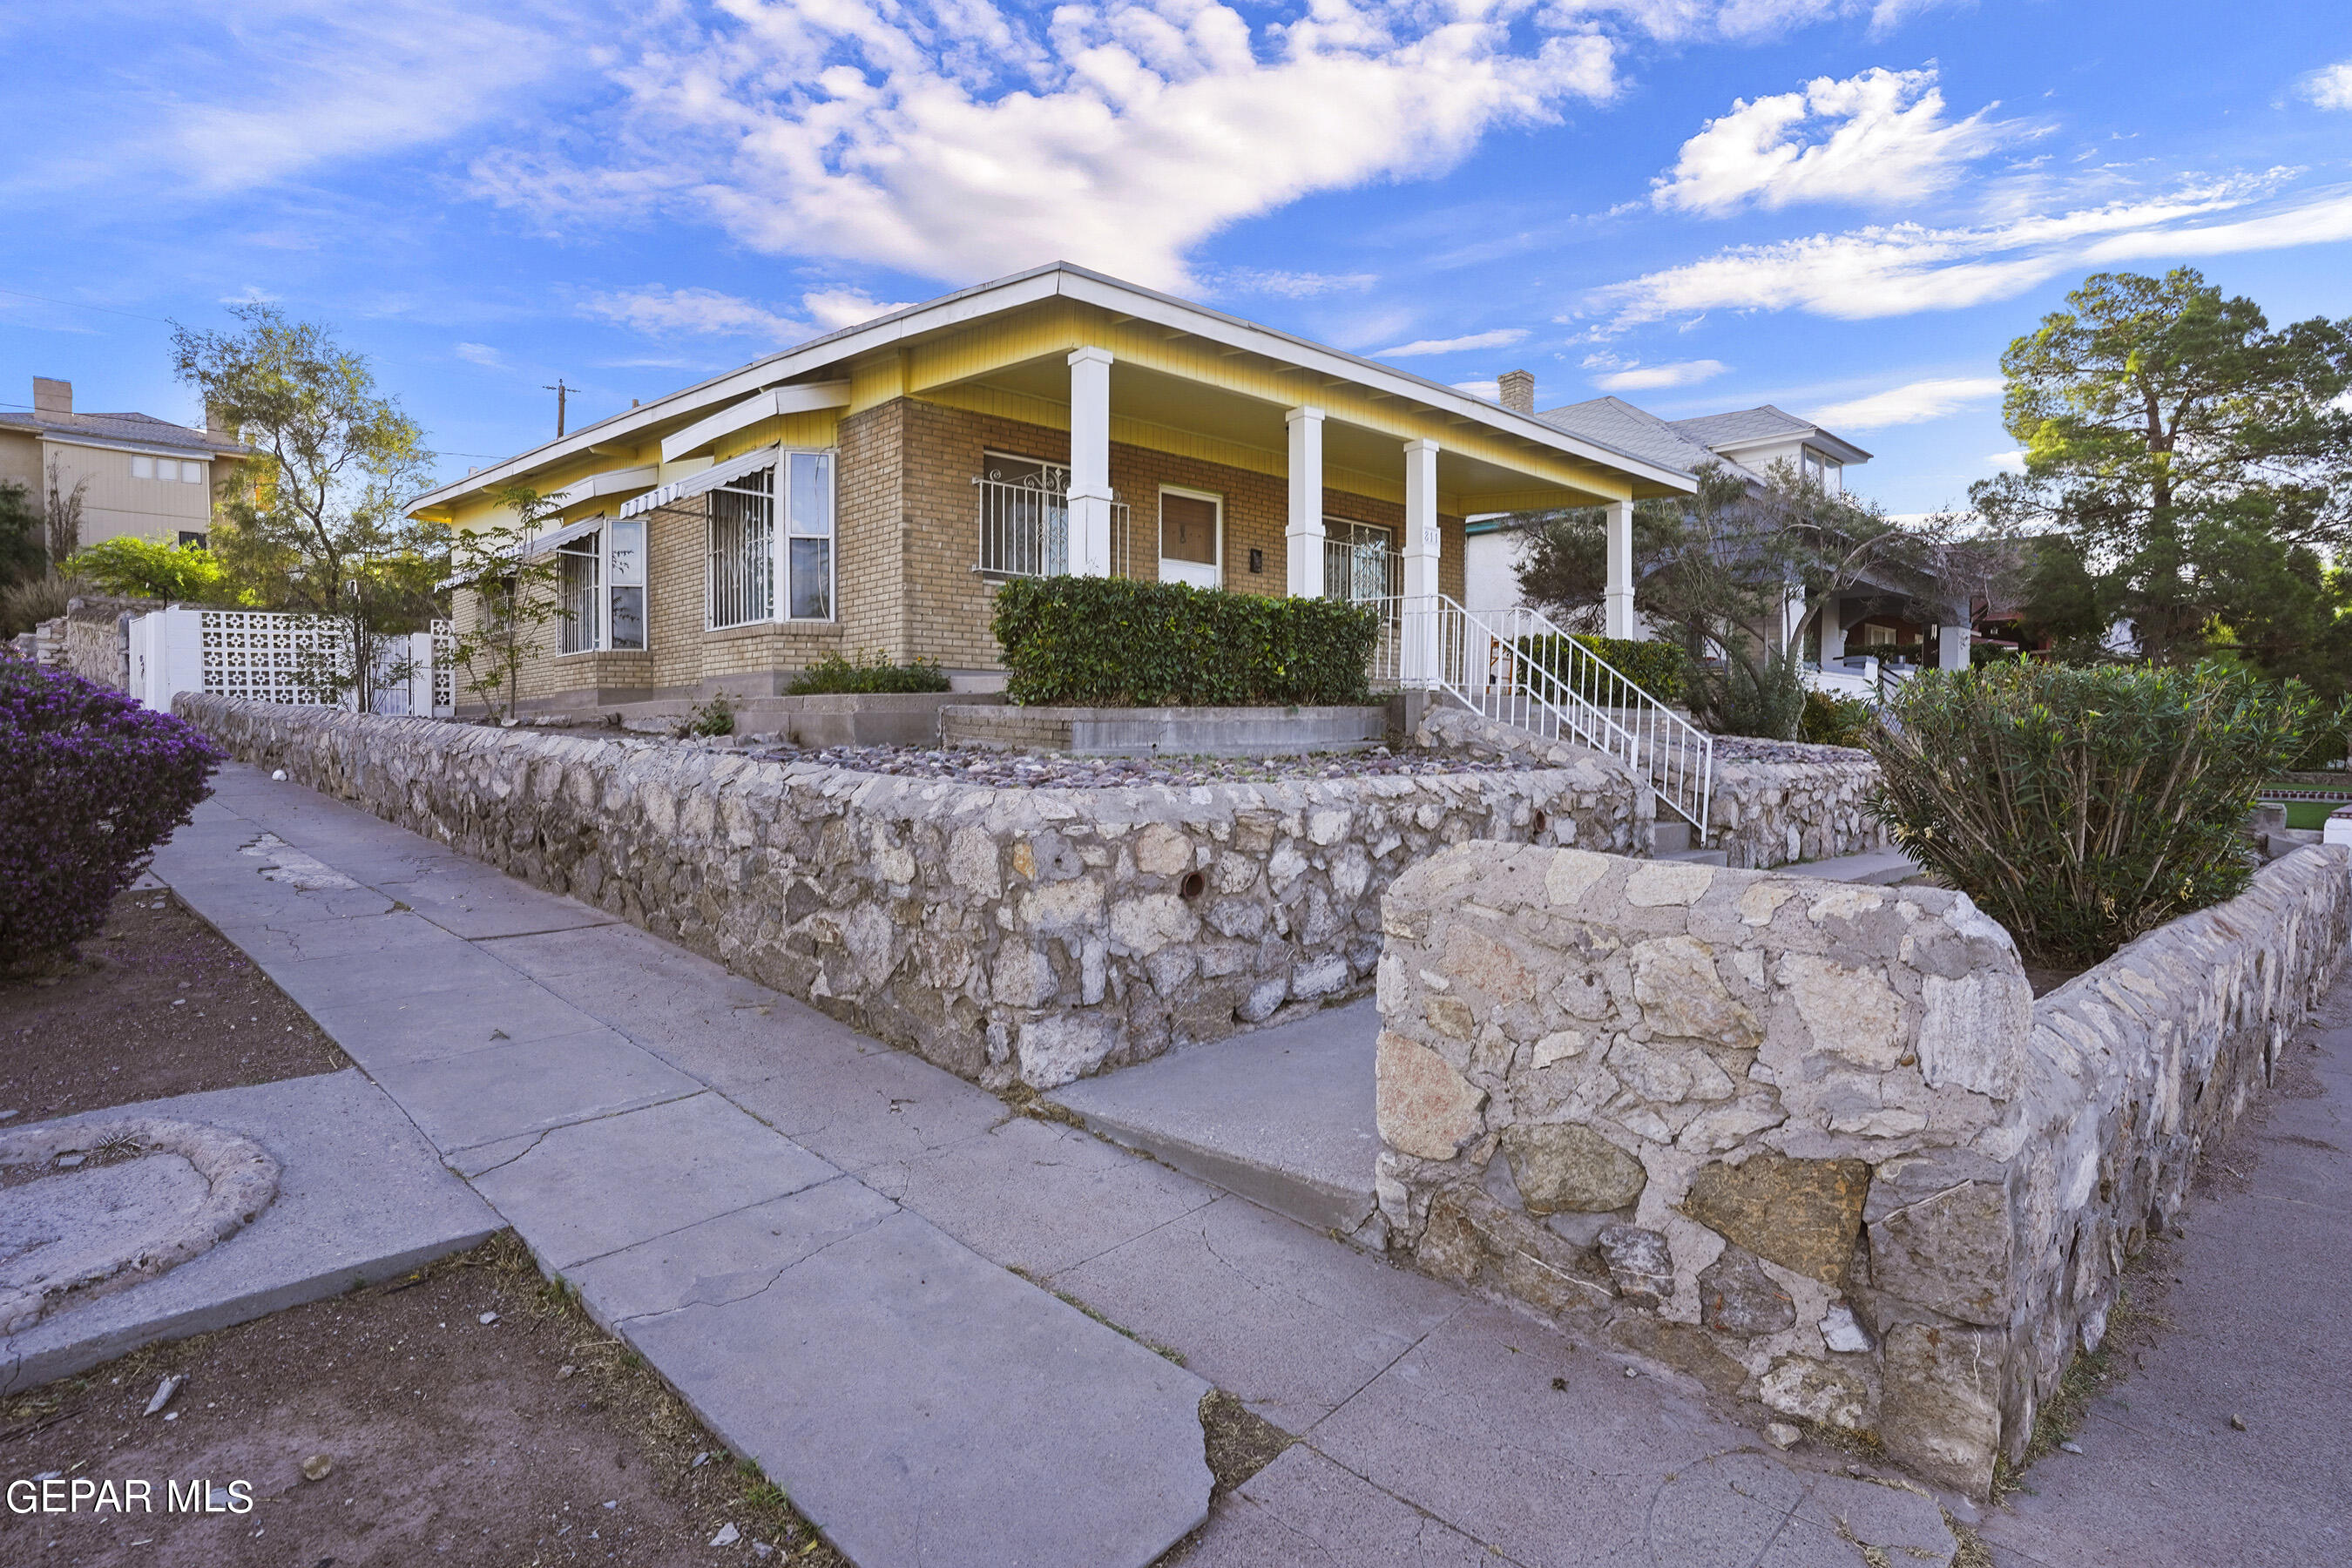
[1938,618,1971,671]
[1820,593,1844,664]
[1603,499,1636,639]
[1285,406,1326,598]
[1067,346,1114,577]
[1402,438,1442,686]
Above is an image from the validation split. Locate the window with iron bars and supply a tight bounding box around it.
[1322,518,1399,603]
[556,518,647,653]
[708,452,835,629]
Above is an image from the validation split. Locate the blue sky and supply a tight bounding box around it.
[3,0,2349,515]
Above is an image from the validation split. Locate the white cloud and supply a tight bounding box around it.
[585,287,802,341]
[1452,379,1503,400]
[802,289,916,332]
[2304,63,2352,112]
[453,341,507,369]
[1987,449,2025,474]
[472,1,1619,289]
[1209,268,1379,299]
[1380,327,1529,357]
[1549,0,1962,45]
[1810,375,2003,429]
[32,2,564,197]
[1592,358,1728,390]
[1653,66,2012,215]
[1591,174,2333,325]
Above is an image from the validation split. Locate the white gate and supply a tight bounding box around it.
[128,607,454,718]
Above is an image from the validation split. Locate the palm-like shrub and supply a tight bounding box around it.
[1,662,223,968]
[1869,661,2315,966]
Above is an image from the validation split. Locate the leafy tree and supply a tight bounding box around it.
[62,536,229,602]
[1515,464,1985,738]
[444,485,571,722]
[1979,267,2352,670]
[170,303,442,710]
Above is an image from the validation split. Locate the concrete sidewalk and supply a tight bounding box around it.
[144,761,2352,1566]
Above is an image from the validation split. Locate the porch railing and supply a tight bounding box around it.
[1364,594,1713,837]
[974,475,1131,580]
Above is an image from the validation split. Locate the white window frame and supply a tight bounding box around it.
[1156,484,1223,578]
[781,449,837,624]
[705,449,837,631]
[550,516,651,656]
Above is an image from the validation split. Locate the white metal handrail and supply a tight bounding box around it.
[1364,594,1714,836]
[975,475,1131,579]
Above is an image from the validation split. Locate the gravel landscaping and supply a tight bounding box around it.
[726,739,1537,788]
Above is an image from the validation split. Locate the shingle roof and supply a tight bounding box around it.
[0,407,249,456]
[1665,405,1819,449]
[1532,397,1765,485]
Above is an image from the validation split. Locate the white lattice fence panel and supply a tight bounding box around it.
[199,611,342,706]
[430,619,455,717]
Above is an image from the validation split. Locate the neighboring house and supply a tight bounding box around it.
[0,378,250,556]
[409,263,1694,714]
[1464,374,1975,672]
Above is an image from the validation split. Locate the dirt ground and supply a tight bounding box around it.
[0,1234,845,1567]
[0,888,347,1120]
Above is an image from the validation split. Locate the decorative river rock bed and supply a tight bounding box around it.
[0,1119,280,1335]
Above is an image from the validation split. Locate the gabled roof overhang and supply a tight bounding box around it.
[409,263,1696,520]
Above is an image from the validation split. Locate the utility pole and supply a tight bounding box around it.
[544,379,572,438]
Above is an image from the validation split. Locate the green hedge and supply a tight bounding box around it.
[991,577,1380,707]
[787,650,952,695]
[1868,661,2316,966]
[1513,634,1688,704]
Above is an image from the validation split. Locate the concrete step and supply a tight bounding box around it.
[1658,847,1729,867]
[1044,999,1381,1234]
[1788,847,1923,885]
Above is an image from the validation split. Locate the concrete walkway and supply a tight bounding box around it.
[141,761,2352,1566]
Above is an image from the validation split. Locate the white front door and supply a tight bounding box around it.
[1159,488,1221,590]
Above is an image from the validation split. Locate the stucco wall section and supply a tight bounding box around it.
[1373,841,2350,1497]
[180,696,1648,1093]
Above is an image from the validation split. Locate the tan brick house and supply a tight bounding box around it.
[409,264,1693,713]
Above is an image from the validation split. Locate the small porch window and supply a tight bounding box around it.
[1322,518,1398,603]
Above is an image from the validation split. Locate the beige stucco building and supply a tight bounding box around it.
[0,377,250,557]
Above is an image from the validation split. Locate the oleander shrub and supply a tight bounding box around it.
[1514,634,1690,705]
[1,661,224,968]
[787,650,953,695]
[991,577,1380,707]
[1869,660,2317,966]
[1797,689,1875,749]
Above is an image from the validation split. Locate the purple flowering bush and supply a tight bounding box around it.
[1,660,224,968]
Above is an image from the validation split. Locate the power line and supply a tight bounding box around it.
[0,286,174,324]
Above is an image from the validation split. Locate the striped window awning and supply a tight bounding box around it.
[618,444,779,518]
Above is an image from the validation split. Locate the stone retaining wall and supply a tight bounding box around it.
[1709,750,1886,869]
[1372,841,2350,1497]
[179,695,1649,1091]
[942,703,1389,757]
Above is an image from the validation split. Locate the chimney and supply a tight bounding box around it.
[32,377,71,416]
[1497,368,1535,415]
[204,399,236,437]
